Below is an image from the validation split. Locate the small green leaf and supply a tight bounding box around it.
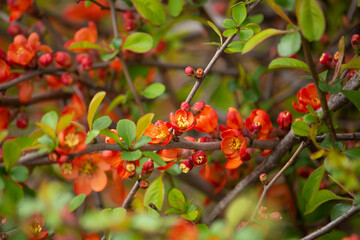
[165,208,182,214]
[222,19,237,29]
[144,175,164,215]
[36,122,56,141]
[330,203,352,221]
[277,32,301,57]
[226,41,245,53]
[142,151,166,166]
[304,189,348,215]
[319,80,342,94]
[343,148,360,159]
[122,150,142,161]
[0,130,8,143]
[85,0,92,7]
[133,135,152,149]
[117,119,136,147]
[296,0,325,41]
[100,129,123,146]
[303,114,317,123]
[207,21,223,45]
[3,140,21,171]
[56,114,73,133]
[136,113,154,142]
[181,210,198,221]
[41,111,58,129]
[68,41,106,51]
[86,130,100,144]
[238,29,254,41]
[242,28,289,54]
[168,0,183,17]
[269,57,310,71]
[142,83,165,99]
[131,0,166,25]
[123,32,153,53]
[88,91,106,130]
[93,116,112,131]
[244,23,261,34]
[232,3,247,26]
[204,42,221,47]
[291,120,310,136]
[341,56,360,72]
[105,94,126,115]
[69,194,86,212]
[266,0,296,26]
[111,38,123,50]
[101,51,118,61]
[342,90,360,111]
[9,166,29,182]
[168,188,186,212]
[223,28,238,38]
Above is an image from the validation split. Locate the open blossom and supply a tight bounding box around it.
[0,59,10,83]
[245,109,273,137]
[61,154,110,196]
[8,0,34,22]
[292,83,327,113]
[67,21,98,52]
[194,105,218,134]
[62,0,108,23]
[23,213,48,240]
[143,120,172,146]
[62,94,87,121]
[169,109,195,132]
[56,124,87,155]
[221,129,247,169]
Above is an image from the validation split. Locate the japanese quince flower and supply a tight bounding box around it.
[292,83,328,113]
[221,129,247,169]
[23,213,48,240]
[8,0,34,22]
[194,105,218,134]
[143,120,172,146]
[245,109,273,137]
[56,124,87,155]
[169,109,195,133]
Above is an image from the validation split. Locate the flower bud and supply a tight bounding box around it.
[345,70,356,80]
[76,54,93,71]
[16,111,28,129]
[191,101,205,115]
[277,111,292,131]
[259,173,268,184]
[141,160,154,176]
[180,102,191,112]
[270,212,282,222]
[139,180,149,189]
[191,151,207,165]
[38,53,53,67]
[60,73,74,85]
[54,51,73,68]
[185,66,195,77]
[333,51,340,62]
[195,68,204,78]
[351,34,360,50]
[319,53,332,66]
[319,34,329,44]
[124,20,136,32]
[48,152,59,162]
[179,158,193,173]
[123,10,135,21]
[7,24,23,36]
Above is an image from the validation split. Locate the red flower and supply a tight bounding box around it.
[56,124,87,155]
[221,129,247,169]
[62,94,87,121]
[0,107,10,130]
[245,109,273,137]
[62,0,108,23]
[18,80,33,103]
[167,220,199,240]
[292,83,327,113]
[7,0,34,22]
[61,153,110,196]
[169,109,195,132]
[24,213,48,240]
[143,120,172,146]
[158,148,182,162]
[194,105,218,134]
[67,21,98,52]
[0,59,10,83]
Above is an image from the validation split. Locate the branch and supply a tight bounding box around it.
[77,0,128,12]
[300,205,360,240]
[122,181,140,210]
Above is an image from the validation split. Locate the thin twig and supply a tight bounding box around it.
[122,181,140,210]
[149,203,166,216]
[77,0,128,12]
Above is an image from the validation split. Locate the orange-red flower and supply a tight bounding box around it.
[226,107,243,130]
[169,109,195,132]
[292,83,327,113]
[18,80,33,103]
[67,21,98,52]
[62,0,108,23]
[61,153,110,196]
[245,109,273,137]
[0,107,9,130]
[167,220,199,240]
[158,148,182,162]
[8,0,34,22]
[221,129,247,169]
[0,59,10,83]
[23,213,48,240]
[56,124,87,155]
[194,105,218,134]
[143,120,172,146]
[62,94,87,121]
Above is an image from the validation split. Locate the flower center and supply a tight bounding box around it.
[180,164,190,173]
[61,162,73,174]
[177,117,189,129]
[64,133,80,149]
[80,161,96,175]
[229,137,241,150]
[125,162,136,172]
[17,47,24,56]
[30,221,42,234]
[196,156,204,164]
[155,127,168,140]
[312,98,320,105]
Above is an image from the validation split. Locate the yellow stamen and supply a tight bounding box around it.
[196,156,204,164]
[30,221,42,234]
[61,163,73,175]
[80,162,96,175]
[125,163,136,172]
[180,164,190,173]
[229,137,241,150]
[64,133,80,149]
[176,116,189,129]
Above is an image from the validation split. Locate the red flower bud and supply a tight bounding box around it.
[319,53,332,66]
[38,53,53,67]
[185,66,195,77]
[124,20,136,32]
[346,70,356,80]
[60,73,74,85]
[277,111,292,131]
[259,173,268,184]
[7,24,23,36]
[141,160,154,175]
[195,68,204,78]
[139,180,149,189]
[179,158,193,173]
[191,151,207,165]
[123,10,135,21]
[180,102,191,112]
[16,111,28,129]
[48,152,59,163]
[319,34,329,44]
[191,100,205,115]
[351,34,360,50]
[54,51,73,68]
[76,54,93,71]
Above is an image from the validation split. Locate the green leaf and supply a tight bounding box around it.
[181,210,198,221]
[69,194,86,212]
[342,90,360,111]
[56,114,73,133]
[135,113,154,142]
[223,28,238,38]
[302,166,326,203]
[86,130,100,144]
[14,136,35,150]
[142,151,166,166]
[297,0,325,41]
[165,208,182,214]
[303,114,317,123]
[222,19,237,29]
[3,141,21,171]
[142,83,165,99]
[123,32,153,53]
[117,119,136,147]
[238,29,254,41]
[168,188,186,212]
[204,42,221,47]
[144,175,164,215]
[93,116,112,131]
[111,38,123,50]
[41,111,58,129]
[277,32,301,56]
[9,166,29,182]
[68,41,106,51]
[36,122,56,141]
[168,0,183,17]
[131,0,166,25]
[291,120,310,136]
[268,57,310,71]
[232,3,247,26]
[100,129,124,147]
[105,94,126,115]
[343,148,360,159]
[85,0,92,7]
[101,51,118,61]
[266,0,296,26]
[304,189,348,215]
[226,41,245,53]
[341,56,360,72]
[0,130,8,143]
[242,28,289,54]
[319,80,342,94]
[207,21,223,45]
[330,203,352,221]
[133,135,152,149]
[122,150,142,161]
[88,91,106,130]
[244,23,261,34]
